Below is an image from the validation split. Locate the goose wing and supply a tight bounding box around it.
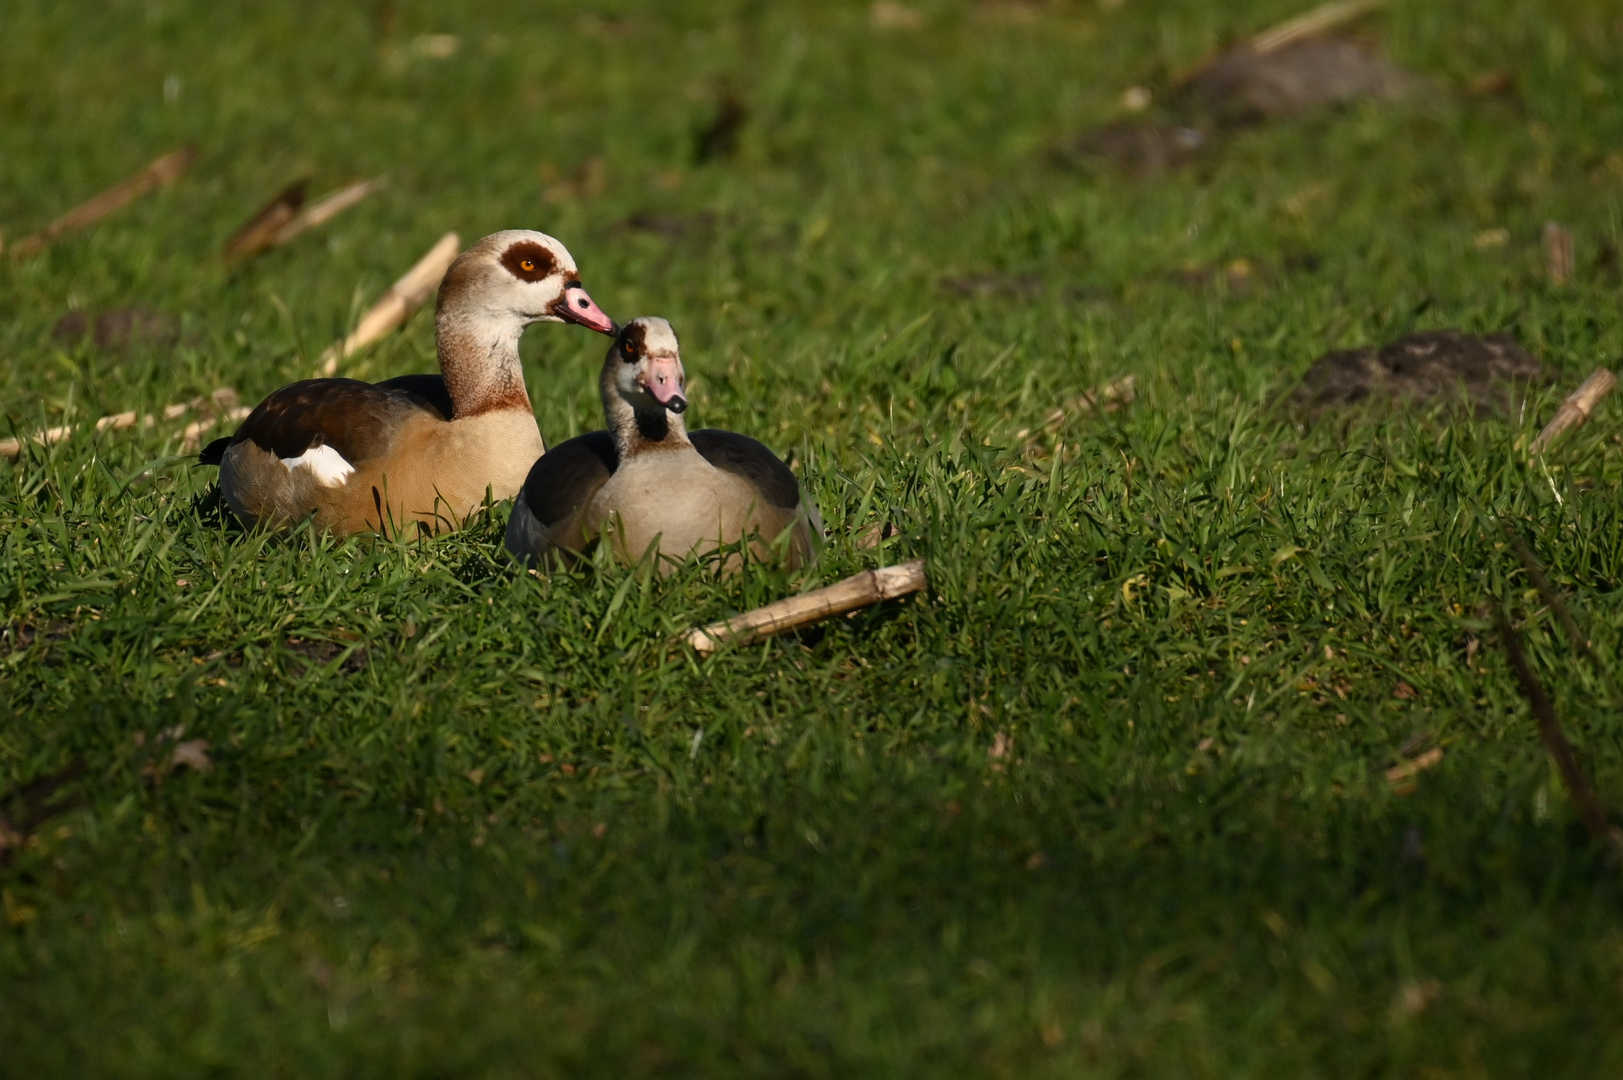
[506,430,618,563]
[199,378,442,467]
[690,429,822,563]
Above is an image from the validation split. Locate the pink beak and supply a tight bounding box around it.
[642,355,687,413]
[554,284,615,334]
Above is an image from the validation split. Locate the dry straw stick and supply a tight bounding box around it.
[686,558,928,654]
[1492,599,1623,860]
[1543,221,1575,286]
[1,389,240,458]
[1530,367,1616,454]
[1167,0,1387,92]
[1249,0,1387,55]
[223,180,308,261]
[315,231,461,376]
[271,178,383,248]
[224,178,383,263]
[8,148,197,259]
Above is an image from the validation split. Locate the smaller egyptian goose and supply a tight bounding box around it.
[200,230,615,536]
[506,317,821,570]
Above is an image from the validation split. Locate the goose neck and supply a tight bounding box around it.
[435,311,532,418]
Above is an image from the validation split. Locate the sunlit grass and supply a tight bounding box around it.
[3,0,1623,1075]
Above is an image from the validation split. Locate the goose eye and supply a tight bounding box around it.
[519,258,536,272]
[621,343,638,363]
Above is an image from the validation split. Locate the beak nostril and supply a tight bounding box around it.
[578,298,589,308]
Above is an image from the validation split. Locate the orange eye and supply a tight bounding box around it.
[519,259,536,272]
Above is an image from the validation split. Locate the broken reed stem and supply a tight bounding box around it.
[854,518,907,551]
[272,177,383,248]
[1492,599,1623,859]
[316,231,461,376]
[1250,0,1387,55]
[223,180,308,261]
[1,389,239,459]
[686,558,928,654]
[9,147,196,259]
[1384,746,1444,787]
[1530,367,1616,454]
[1497,518,1623,713]
[1543,220,1575,286]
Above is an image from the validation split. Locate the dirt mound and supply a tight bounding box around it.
[1290,330,1551,415]
[1187,38,1423,125]
[51,307,179,352]
[1068,37,1424,172]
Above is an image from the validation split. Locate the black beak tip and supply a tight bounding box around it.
[667,396,688,415]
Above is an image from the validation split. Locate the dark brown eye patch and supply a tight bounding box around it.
[618,321,646,363]
[499,240,559,282]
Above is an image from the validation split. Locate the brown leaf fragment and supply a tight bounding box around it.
[1464,70,1516,97]
[1391,979,1442,1020]
[1392,680,1417,700]
[224,180,308,261]
[169,740,213,774]
[695,88,747,163]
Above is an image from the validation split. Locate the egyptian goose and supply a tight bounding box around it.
[199,230,615,536]
[506,317,821,570]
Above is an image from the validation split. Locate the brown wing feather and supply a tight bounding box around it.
[689,429,801,510]
[226,379,440,465]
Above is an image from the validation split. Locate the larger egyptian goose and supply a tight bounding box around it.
[506,317,821,570]
[199,230,615,536]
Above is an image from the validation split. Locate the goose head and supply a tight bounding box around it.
[436,229,615,336]
[607,317,687,415]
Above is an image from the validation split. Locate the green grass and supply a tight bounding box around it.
[5,0,1623,1075]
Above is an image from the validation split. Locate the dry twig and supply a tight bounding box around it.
[1385,746,1444,788]
[0,759,87,864]
[1168,0,1387,91]
[2,389,240,459]
[223,180,308,261]
[315,231,461,376]
[1492,599,1623,859]
[1497,519,1623,712]
[1530,367,1616,454]
[1544,221,1575,286]
[9,148,196,259]
[272,177,384,248]
[1250,0,1386,55]
[686,558,928,654]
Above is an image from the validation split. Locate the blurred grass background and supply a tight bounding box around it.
[3,0,1623,1075]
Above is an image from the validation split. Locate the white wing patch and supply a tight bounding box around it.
[279,443,355,488]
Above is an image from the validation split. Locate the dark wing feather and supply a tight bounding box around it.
[375,374,454,421]
[227,378,439,464]
[519,430,618,528]
[689,429,801,510]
